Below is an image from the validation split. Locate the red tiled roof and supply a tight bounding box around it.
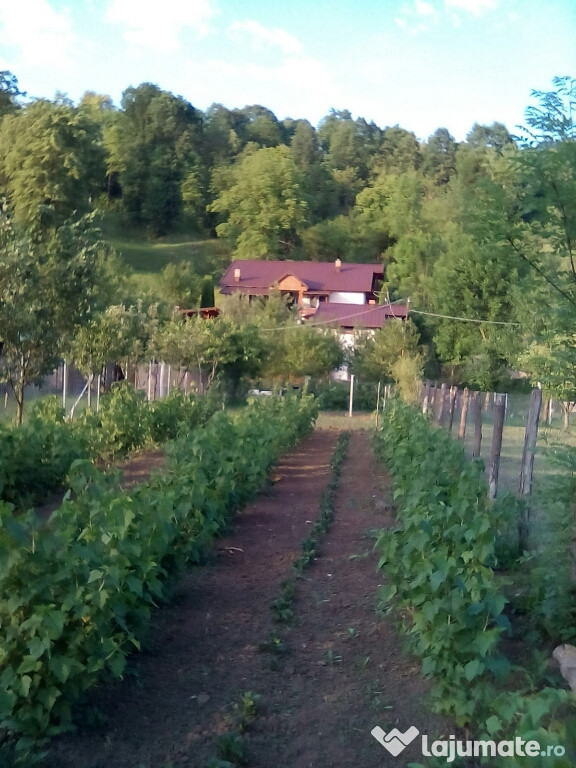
[220,260,383,295]
[308,302,408,329]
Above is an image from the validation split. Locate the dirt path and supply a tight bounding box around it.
[47,429,448,768]
[245,430,448,768]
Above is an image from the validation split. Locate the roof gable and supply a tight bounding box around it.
[274,274,309,292]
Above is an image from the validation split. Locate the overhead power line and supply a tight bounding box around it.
[410,308,520,326]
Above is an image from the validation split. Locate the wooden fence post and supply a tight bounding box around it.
[472,392,483,459]
[518,387,543,551]
[435,382,447,424]
[422,380,432,414]
[488,394,506,500]
[348,373,355,417]
[447,386,458,432]
[458,387,469,440]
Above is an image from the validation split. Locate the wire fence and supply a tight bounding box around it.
[417,382,576,503]
[0,362,206,423]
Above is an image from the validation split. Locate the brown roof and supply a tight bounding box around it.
[220,260,383,295]
[308,302,408,329]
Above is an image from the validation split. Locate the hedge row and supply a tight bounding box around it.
[0,395,318,747]
[373,398,575,766]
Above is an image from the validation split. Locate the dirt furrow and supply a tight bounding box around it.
[245,429,449,768]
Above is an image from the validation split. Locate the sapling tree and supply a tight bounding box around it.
[0,212,118,423]
[69,304,155,408]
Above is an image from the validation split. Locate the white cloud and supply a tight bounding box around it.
[394,1,437,32]
[104,0,216,53]
[416,0,436,16]
[228,20,303,55]
[445,0,498,15]
[0,0,76,69]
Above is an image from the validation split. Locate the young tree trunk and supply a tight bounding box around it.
[12,356,27,425]
[563,402,572,431]
[14,382,24,426]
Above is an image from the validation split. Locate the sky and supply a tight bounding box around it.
[0,0,575,142]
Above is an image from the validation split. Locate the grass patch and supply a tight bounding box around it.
[316,411,376,431]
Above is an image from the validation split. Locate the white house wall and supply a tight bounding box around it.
[328,291,366,305]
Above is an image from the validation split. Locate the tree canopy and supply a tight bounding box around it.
[1,69,575,394]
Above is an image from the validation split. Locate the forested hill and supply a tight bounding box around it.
[0,71,575,391]
[0,72,516,258]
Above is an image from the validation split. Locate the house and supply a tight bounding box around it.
[219,258,408,338]
[219,258,384,309]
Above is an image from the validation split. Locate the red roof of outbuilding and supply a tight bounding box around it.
[220,260,383,295]
[309,302,408,329]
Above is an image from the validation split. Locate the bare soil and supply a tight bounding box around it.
[46,429,450,768]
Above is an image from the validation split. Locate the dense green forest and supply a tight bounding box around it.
[0,70,575,414]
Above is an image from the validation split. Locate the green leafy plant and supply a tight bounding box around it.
[0,395,318,752]
[373,396,576,761]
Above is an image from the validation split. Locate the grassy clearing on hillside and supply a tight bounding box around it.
[100,213,231,297]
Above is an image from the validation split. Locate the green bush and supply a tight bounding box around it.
[313,380,380,411]
[0,386,219,510]
[0,397,86,509]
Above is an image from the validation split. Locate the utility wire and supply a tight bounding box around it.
[410,308,520,326]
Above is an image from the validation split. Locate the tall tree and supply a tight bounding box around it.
[239,105,283,147]
[0,97,105,227]
[112,83,203,235]
[372,126,422,176]
[422,127,458,186]
[0,71,25,118]
[507,77,576,399]
[465,122,514,154]
[209,145,308,259]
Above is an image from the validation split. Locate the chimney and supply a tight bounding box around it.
[234,267,241,283]
[334,258,342,272]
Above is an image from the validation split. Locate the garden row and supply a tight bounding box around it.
[373,398,575,767]
[0,383,218,510]
[0,395,318,754]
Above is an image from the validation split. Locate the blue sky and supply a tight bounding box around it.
[0,0,574,141]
